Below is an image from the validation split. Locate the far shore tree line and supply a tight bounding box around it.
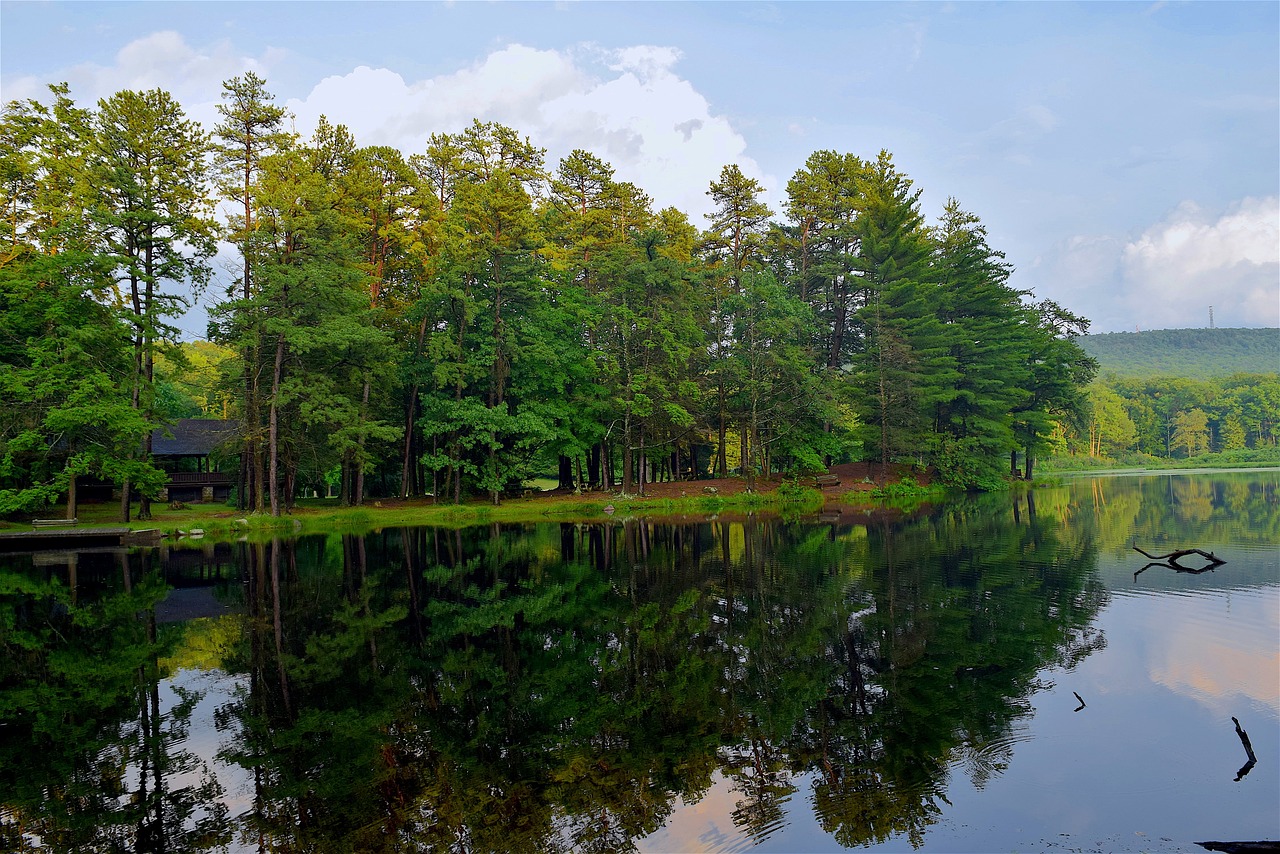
[2,75,1101,520]
[1062,373,1278,463]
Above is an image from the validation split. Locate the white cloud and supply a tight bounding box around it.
[1120,197,1279,328]
[284,43,770,220]
[10,33,767,222]
[1032,198,1279,332]
[2,31,282,132]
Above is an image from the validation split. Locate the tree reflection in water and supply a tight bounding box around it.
[1,489,1109,852]
[0,548,230,852]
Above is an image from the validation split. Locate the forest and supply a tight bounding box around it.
[1078,327,1278,380]
[2,75,1101,520]
[1061,372,1278,464]
[1051,328,1279,464]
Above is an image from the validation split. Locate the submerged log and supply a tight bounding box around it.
[1232,716,1258,782]
[1133,546,1226,565]
[1133,546,1227,579]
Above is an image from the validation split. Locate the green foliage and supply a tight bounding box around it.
[868,475,934,501]
[0,84,170,517]
[2,81,1103,512]
[1054,372,1279,464]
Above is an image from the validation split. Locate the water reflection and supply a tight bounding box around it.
[2,471,1275,852]
[0,548,231,852]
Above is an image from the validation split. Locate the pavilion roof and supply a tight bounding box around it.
[151,419,239,457]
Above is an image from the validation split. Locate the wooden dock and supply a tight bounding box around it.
[0,527,163,553]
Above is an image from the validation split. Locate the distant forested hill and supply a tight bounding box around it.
[1078,328,1280,379]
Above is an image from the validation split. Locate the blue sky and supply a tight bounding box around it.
[3,1,1278,335]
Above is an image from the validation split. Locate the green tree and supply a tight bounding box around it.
[213,72,291,512]
[1170,407,1211,457]
[1011,300,1097,479]
[603,227,705,494]
[850,152,951,472]
[1085,382,1138,457]
[246,129,399,515]
[726,270,830,484]
[91,88,217,520]
[780,150,865,373]
[541,149,628,489]
[414,123,553,504]
[702,164,773,475]
[928,200,1025,487]
[1217,413,1247,451]
[0,84,146,519]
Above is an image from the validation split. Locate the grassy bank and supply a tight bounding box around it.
[0,483,835,540]
[1041,447,1279,474]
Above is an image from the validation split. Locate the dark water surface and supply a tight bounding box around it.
[2,471,1276,852]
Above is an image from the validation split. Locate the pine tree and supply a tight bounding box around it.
[929,199,1025,487]
[91,88,217,519]
[0,85,151,517]
[212,72,291,512]
[702,164,773,475]
[850,152,951,472]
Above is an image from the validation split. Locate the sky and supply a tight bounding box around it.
[2,0,1278,337]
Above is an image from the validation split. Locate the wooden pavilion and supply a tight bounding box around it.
[150,419,239,503]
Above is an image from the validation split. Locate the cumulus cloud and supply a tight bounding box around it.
[12,32,766,222]
[2,31,281,132]
[1119,197,1279,329]
[284,43,769,220]
[1031,198,1278,332]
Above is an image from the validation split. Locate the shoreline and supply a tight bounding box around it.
[5,462,1274,542]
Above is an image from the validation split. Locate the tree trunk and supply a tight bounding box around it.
[401,383,420,499]
[66,469,77,521]
[138,245,156,523]
[284,465,296,512]
[354,378,370,506]
[237,449,248,511]
[622,414,634,495]
[557,454,574,491]
[637,426,646,497]
[268,333,284,516]
[253,432,266,513]
[588,444,601,489]
[717,383,728,477]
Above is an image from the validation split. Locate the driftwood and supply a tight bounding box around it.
[1198,843,1280,853]
[1232,716,1257,782]
[1072,691,1086,712]
[1133,546,1226,579]
[1133,546,1226,565]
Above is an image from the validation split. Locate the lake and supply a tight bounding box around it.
[2,470,1276,852]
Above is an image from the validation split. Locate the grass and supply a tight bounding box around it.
[0,477,936,542]
[1041,447,1279,474]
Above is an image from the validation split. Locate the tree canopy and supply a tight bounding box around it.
[1,79,1102,517]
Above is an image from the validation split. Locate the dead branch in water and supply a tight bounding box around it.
[1232,716,1258,782]
[1133,546,1226,565]
[1132,546,1226,580]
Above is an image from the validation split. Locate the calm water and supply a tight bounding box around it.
[1,471,1276,853]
